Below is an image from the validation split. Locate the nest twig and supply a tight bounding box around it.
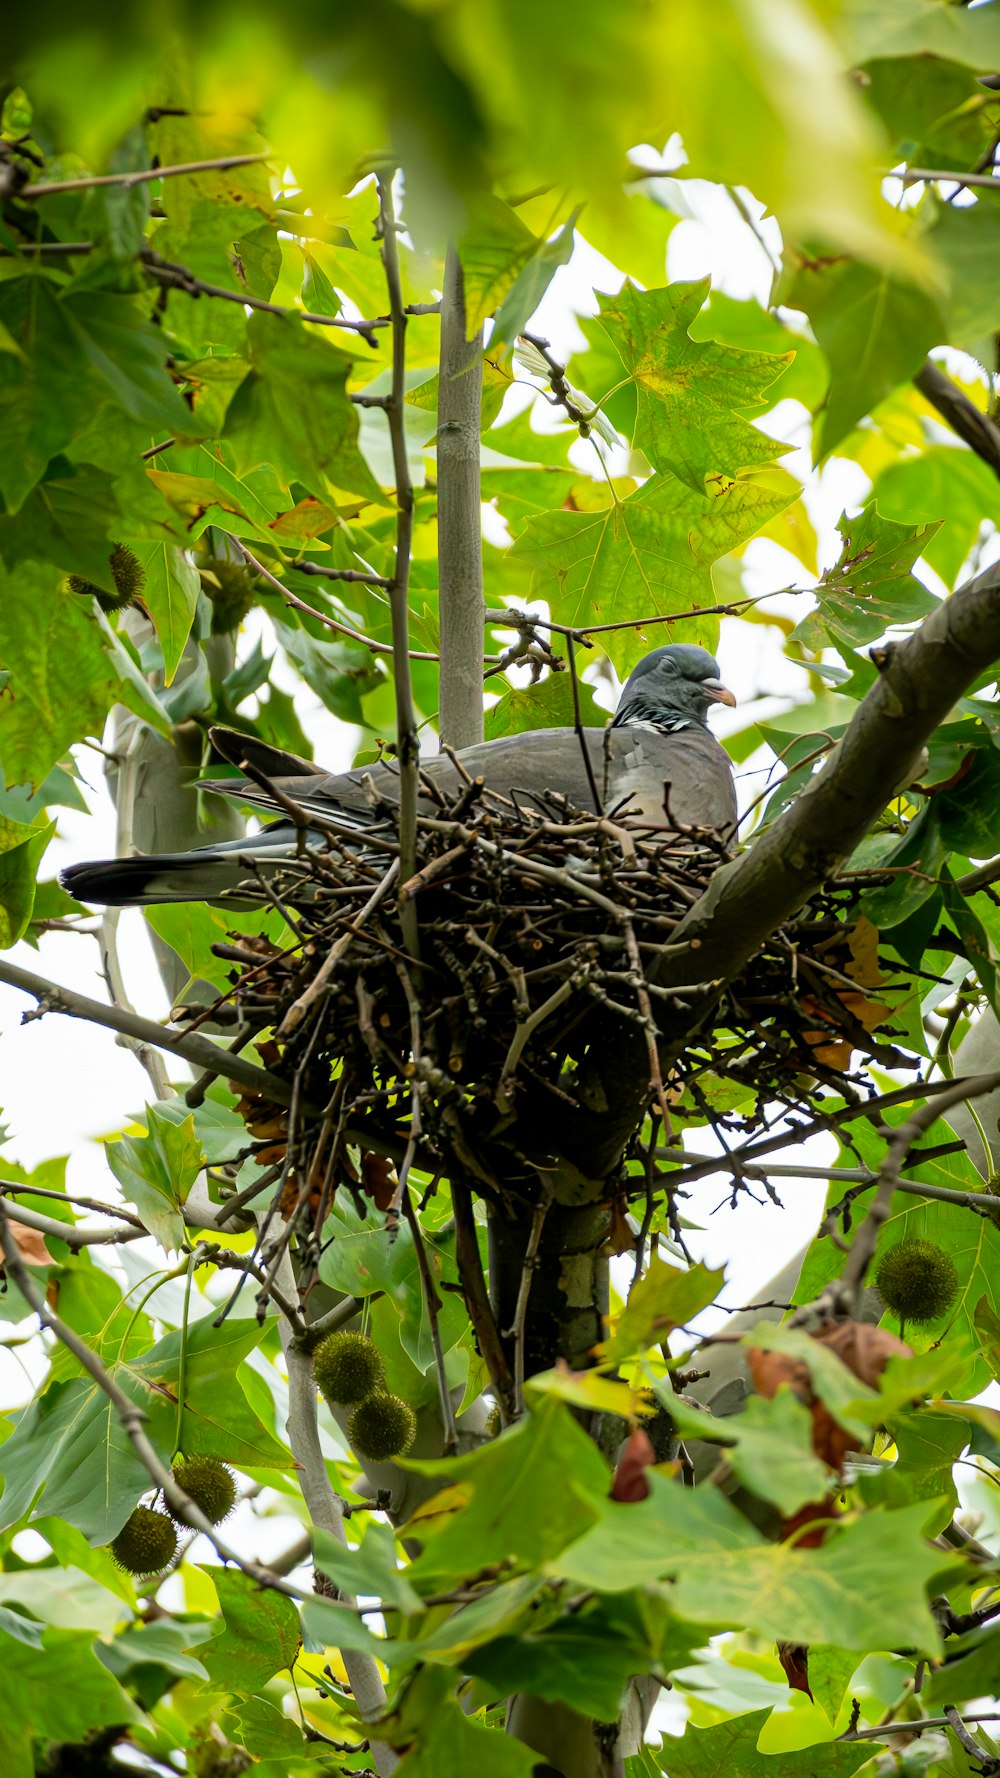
[196,774,916,1298]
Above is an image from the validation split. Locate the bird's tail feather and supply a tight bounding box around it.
[61,831,313,907]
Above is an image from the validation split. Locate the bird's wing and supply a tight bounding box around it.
[201,724,736,836]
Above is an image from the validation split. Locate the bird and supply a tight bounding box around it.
[62,643,737,907]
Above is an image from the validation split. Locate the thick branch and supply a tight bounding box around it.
[545,556,1000,1178]
[915,360,1000,476]
[437,246,485,749]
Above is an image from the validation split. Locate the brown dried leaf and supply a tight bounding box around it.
[813,1319,911,1388]
[8,1220,54,1266]
[610,1427,655,1503]
[361,1152,397,1212]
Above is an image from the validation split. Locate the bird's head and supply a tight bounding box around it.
[613,644,736,731]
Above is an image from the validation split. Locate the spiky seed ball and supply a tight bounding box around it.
[67,543,146,614]
[169,1455,237,1526]
[199,559,257,634]
[313,1331,385,1406]
[111,1506,178,1575]
[875,1238,960,1325]
[349,1392,417,1462]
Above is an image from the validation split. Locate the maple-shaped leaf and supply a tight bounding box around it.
[595,278,793,492]
[794,503,940,650]
[510,465,797,672]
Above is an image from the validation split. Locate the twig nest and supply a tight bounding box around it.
[314,1330,385,1406]
[169,1455,237,1526]
[111,1505,178,1575]
[875,1237,959,1324]
[349,1391,417,1461]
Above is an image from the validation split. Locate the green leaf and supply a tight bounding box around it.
[62,290,198,436]
[596,279,792,491]
[793,504,939,650]
[0,1626,140,1778]
[312,1521,424,1616]
[405,1397,608,1590]
[555,1475,948,1653]
[658,1386,832,1517]
[0,274,99,512]
[490,214,581,352]
[873,445,1000,591]
[129,541,201,685]
[839,0,1000,68]
[654,1707,882,1778]
[783,258,945,457]
[485,669,605,738]
[600,1257,724,1365]
[99,1619,211,1686]
[0,813,54,947]
[863,54,995,177]
[106,1100,204,1252]
[0,1315,288,1542]
[224,312,381,502]
[0,563,119,789]
[393,1696,539,1777]
[928,202,1000,363]
[511,466,797,674]
[200,1568,301,1691]
[0,461,123,587]
[220,1693,307,1759]
[459,196,544,334]
[145,901,286,995]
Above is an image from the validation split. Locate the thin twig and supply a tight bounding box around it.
[822,1070,1000,1316]
[0,1207,313,1602]
[402,1192,458,1452]
[0,1199,145,1249]
[509,1189,552,1417]
[452,1180,516,1422]
[22,152,271,198]
[944,1707,1000,1773]
[0,957,293,1103]
[898,166,1000,190]
[279,861,399,1040]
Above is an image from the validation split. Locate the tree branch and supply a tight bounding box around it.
[275,1256,397,1775]
[915,360,1000,477]
[377,173,420,957]
[437,245,485,749]
[0,1209,315,1603]
[542,555,1000,1179]
[19,153,270,198]
[0,958,293,1105]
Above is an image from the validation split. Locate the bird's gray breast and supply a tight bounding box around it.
[604,724,737,837]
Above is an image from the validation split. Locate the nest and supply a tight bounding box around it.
[193,769,916,1231]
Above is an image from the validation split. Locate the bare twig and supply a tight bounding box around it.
[509,1189,552,1417]
[279,861,399,1040]
[452,1180,516,1422]
[22,152,271,198]
[898,166,1000,190]
[827,1069,1000,1315]
[402,1192,458,1452]
[0,1198,145,1250]
[0,1207,316,1602]
[944,1706,1000,1774]
[0,957,293,1104]
[225,536,437,661]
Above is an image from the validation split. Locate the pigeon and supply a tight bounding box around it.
[62,643,737,907]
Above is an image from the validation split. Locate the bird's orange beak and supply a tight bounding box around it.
[703,678,737,708]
